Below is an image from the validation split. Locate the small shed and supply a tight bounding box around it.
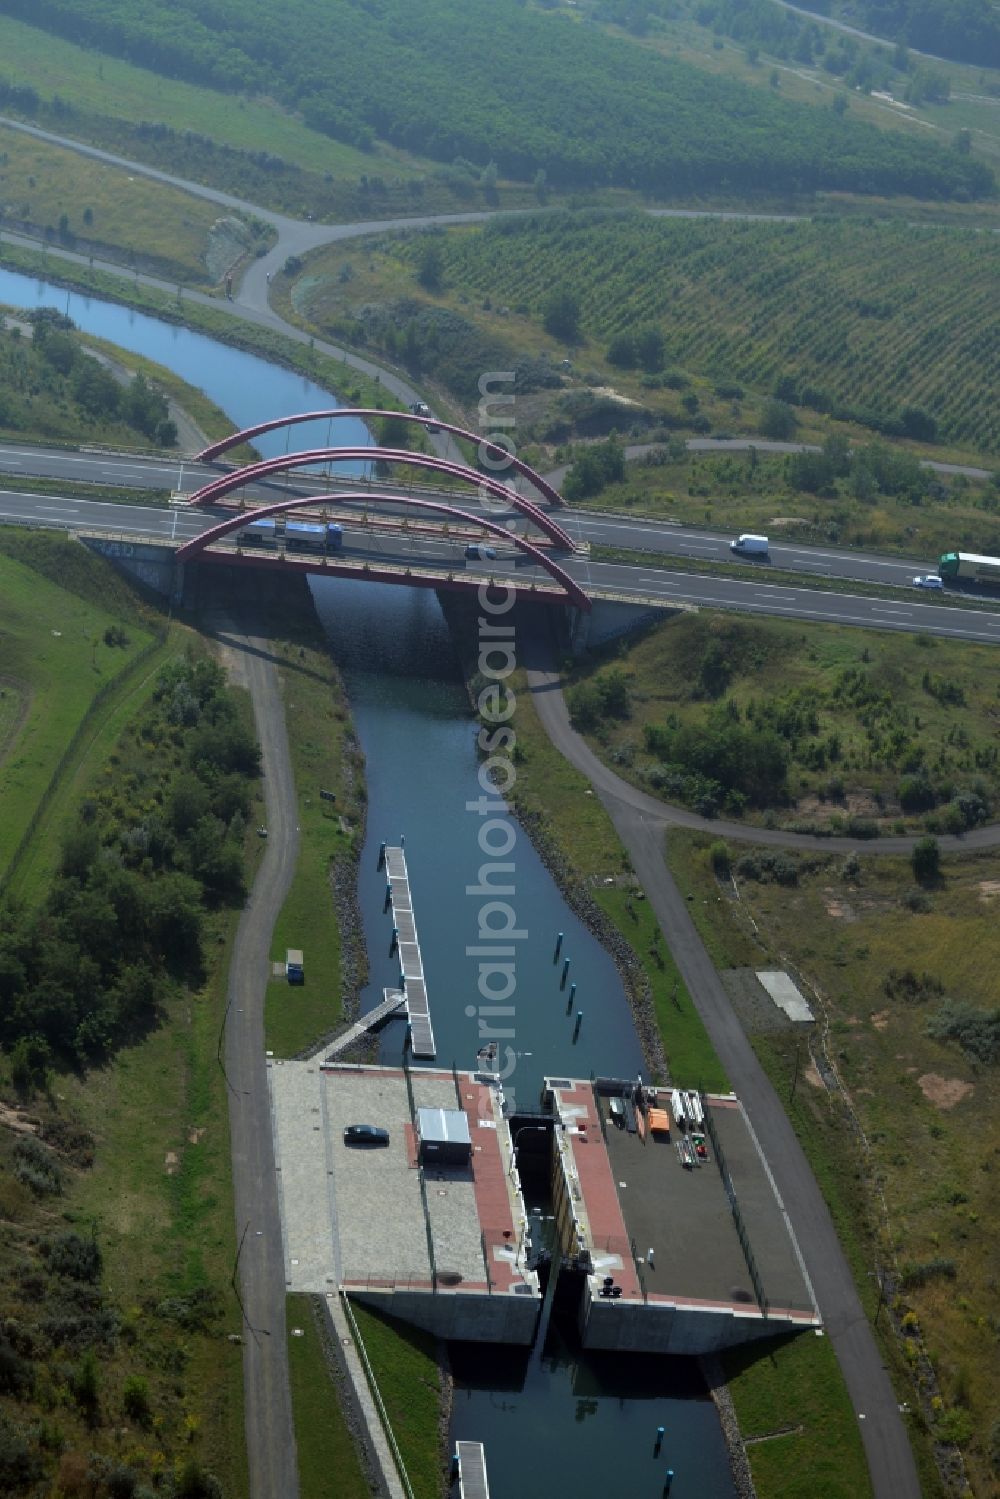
[416,1107,471,1167]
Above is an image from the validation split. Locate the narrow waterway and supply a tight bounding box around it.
[0,264,737,1499]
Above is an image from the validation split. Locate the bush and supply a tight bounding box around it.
[735,851,798,885]
[12,1136,63,1197]
[911,834,940,885]
[709,840,731,876]
[122,1374,151,1422]
[43,1233,102,1284]
[927,1000,1000,1065]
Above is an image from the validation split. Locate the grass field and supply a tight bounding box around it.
[563,609,1000,831]
[723,1332,873,1499]
[585,447,1000,561]
[0,535,156,880]
[349,1302,443,1499]
[257,592,366,1057]
[0,121,228,283]
[0,13,396,181]
[293,214,1000,461]
[286,1295,370,1499]
[668,827,997,1495]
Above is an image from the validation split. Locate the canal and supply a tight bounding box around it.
[0,266,737,1498]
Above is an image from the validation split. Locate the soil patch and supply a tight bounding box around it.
[977,880,1000,902]
[917,1074,974,1110]
[870,1009,891,1032]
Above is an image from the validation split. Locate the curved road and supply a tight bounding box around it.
[524,631,921,1499]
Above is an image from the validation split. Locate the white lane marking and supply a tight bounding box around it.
[757,593,795,602]
[871,607,913,616]
[35,505,81,514]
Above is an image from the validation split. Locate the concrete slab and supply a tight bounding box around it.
[756,970,815,1024]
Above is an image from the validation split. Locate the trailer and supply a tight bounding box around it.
[938,551,1000,587]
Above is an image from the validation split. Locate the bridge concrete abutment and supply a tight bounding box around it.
[79,534,182,603]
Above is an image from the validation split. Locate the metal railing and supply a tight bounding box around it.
[702,1100,769,1318]
[339,1291,417,1499]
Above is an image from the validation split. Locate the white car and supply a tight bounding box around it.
[913,575,944,590]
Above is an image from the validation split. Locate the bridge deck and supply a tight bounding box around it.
[456,1441,490,1499]
[384,846,436,1058]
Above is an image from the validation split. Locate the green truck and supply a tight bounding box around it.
[938,552,1000,587]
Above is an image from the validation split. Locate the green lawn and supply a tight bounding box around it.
[0,538,155,881]
[0,121,227,283]
[0,12,396,181]
[262,605,366,1056]
[724,1333,873,1499]
[348,1301,442,1499]
[287,1295,371,1499]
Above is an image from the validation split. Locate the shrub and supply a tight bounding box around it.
[43,1233,102,1284]
[911,835,940,885]
[12,1136,63,1197]
[926,1000,1000,1065]
[122,1374,150,1422]
[709,840,731,876]
[734,851,798,886]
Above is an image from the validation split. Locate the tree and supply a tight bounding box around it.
[416,239,443,292]
[760,399,797,440]
[912,835,940,885]
[542,289,581,343]
[635,326,666,373]
[607,332,637,369]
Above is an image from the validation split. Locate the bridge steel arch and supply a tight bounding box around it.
[175,491,592,612]
[195,408,567,510]
[186,448,576,550]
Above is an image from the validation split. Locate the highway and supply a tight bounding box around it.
[5,482,1000,645]
[0,438,992,602]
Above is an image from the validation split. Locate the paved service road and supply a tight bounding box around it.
[523,630,922,1499]
[215,608,301,1499]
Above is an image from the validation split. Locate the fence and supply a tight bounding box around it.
[339,1290,417,1499]
[702,1100,769,1318]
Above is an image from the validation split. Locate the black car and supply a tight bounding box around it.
[343,1124,390,1146]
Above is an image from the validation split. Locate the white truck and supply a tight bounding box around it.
[730,533,769,557]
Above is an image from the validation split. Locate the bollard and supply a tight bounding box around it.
[561,957,571,988]
[663,1470,674,1494]
[554,931,564,960]
[450,1449,460,1478]
[400,833,405,848]
[378,841,386,870]
[383,881,392,912]
[566,992,574,1015]
[574,1010,583,1036]
[569,982,577,1004]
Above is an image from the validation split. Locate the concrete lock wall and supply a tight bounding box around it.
[348,1288,540,1345]
[580,1286,805,1355]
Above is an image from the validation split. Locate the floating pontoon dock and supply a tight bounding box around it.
[382,842,436,1057]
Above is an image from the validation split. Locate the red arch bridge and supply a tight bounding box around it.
[176,492,592,612]
[182,410,590,609]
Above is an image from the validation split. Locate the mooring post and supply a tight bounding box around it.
[561,957,571,988]
[554,931,564,960]
[377,840,386,870]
